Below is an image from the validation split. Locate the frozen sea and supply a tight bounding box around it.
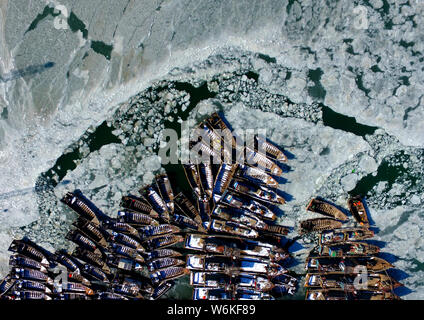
[0,0,423,299]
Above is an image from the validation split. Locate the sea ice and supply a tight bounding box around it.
[0,1,423,299]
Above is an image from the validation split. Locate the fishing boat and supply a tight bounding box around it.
[140,186,170,223]
[111,282,143,299]
[306,198,348,221]
[234,273,275,292]
[206,219,259,238]
[8,240,50,268]
[11,290,52,300]
[306,289,400,300]
[60,191,101,224]
[300,218,343,234]
[197,196,212,225]
[73,216,109,241]
[120,195,159,218]
[190,271,231,289]
[193,287,275,300]
[147,257,185,272]
[11,268,54,285]
[193,287,232,300]
[305,256,394,273]
[198,163,214,199]
[60,282,94,296]
[245,146,282,177]
[66,272,91,287]
[109,231,145,252]
[106,256,143,272]
[110,243,145,264]
[184,234,280,258]
[102,219,140,238]
[213,164,238,202]
[348,196,370,227]
[194,122,233,162]
[190,271,277,292]
[189,139,226,165]
[82,263,111,283]
[155,174,175,214]
[235,289,275,300]
[150,281,174,300]
[205,113,237,149]
[212,205,266,230]
[73,247,111,273]
[150,267,189,286]
[143,234,184,250]
[199,115,235,157]
[183,164,203,198]
[144,248,182,261]
[174,192,203,226]
[114,274,153,296]
[236,165,279,188]
[117,210,159,226]
[186,254,284,276]
[318,228,374,245]
[14,279,53,294]
[0,275,16,297]
[65,230,105,256]
[310,242,380,258]
[212,205,288,235]
[253,134,287,163]
[304,272,402,291]
[95,292,129,300]
[229,180,285,205]
[138,224,181,240]
[220,192,277,221]
[172,213,206,233]
[9,254,48,274]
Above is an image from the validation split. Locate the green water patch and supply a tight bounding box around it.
[41,121,120,187]
[257,53,277,64]
[307,68,326,100]
[371,65,383,73]
[25,6,61,33]
[26,7,112,60]
[1,107,8,119]
[91,41,114,60]
[68,12,88,39]
[411,258,424,273]
[245,71,259,82]
[348,151,413,197]
[354,73,371,96]
[321,105,378,137]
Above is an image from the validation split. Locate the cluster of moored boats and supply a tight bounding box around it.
[301,197,402,300]
[0,112,297,300]
[180,113,297,300]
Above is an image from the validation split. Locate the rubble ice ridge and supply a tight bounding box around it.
[169,50,323,124]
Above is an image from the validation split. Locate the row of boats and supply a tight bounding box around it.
[184,234,297,299]
[0,112,297,300]
[300,197,402,300]
[300,196,370,234]
[180,113,298,300]
[0,187,190,300]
